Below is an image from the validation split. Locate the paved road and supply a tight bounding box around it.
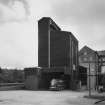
[0,90,103,105]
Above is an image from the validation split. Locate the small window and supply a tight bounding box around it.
[79,58,81,62]
[89,57,93,61]
[84,57,87,61]
[73,64,76,71]
[103,58,105,61]
[84,52,87,55]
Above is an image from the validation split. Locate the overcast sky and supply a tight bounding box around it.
[0,0,105,68]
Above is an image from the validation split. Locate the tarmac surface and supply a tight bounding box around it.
[0,90,104,105]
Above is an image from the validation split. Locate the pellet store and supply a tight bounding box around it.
[24,67,79,90]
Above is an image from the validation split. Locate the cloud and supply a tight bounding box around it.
[0,0,29,23]
[0,21,37,68]
[51,0,105,24]
[0,0,105,68]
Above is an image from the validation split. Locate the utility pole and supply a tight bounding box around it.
[95,51,99,91]
[88,61,91,97]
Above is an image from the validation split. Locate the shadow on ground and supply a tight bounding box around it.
[84,95,105,100]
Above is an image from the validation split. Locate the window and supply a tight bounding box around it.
[89,57,93,61]
[84,57,87,61]
[73,64,76,71]
[79,58,81,62]
[84,52,87,55]
[103,58,105,61]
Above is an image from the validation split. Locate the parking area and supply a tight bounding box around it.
[0,90,100,105]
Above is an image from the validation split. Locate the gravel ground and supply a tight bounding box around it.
[0,90,103,105]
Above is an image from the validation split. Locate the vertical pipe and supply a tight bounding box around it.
[69,36,72,89]
[48,20,50,68]
[76,44,78,80]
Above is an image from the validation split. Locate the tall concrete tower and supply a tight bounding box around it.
[38,17,61,67]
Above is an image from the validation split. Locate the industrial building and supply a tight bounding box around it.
[79,46,98,90]
[24,17,79,90]
[79,46,105,90]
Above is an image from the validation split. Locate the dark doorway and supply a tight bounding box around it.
[39,72,71,90]
[79,66,87,86]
